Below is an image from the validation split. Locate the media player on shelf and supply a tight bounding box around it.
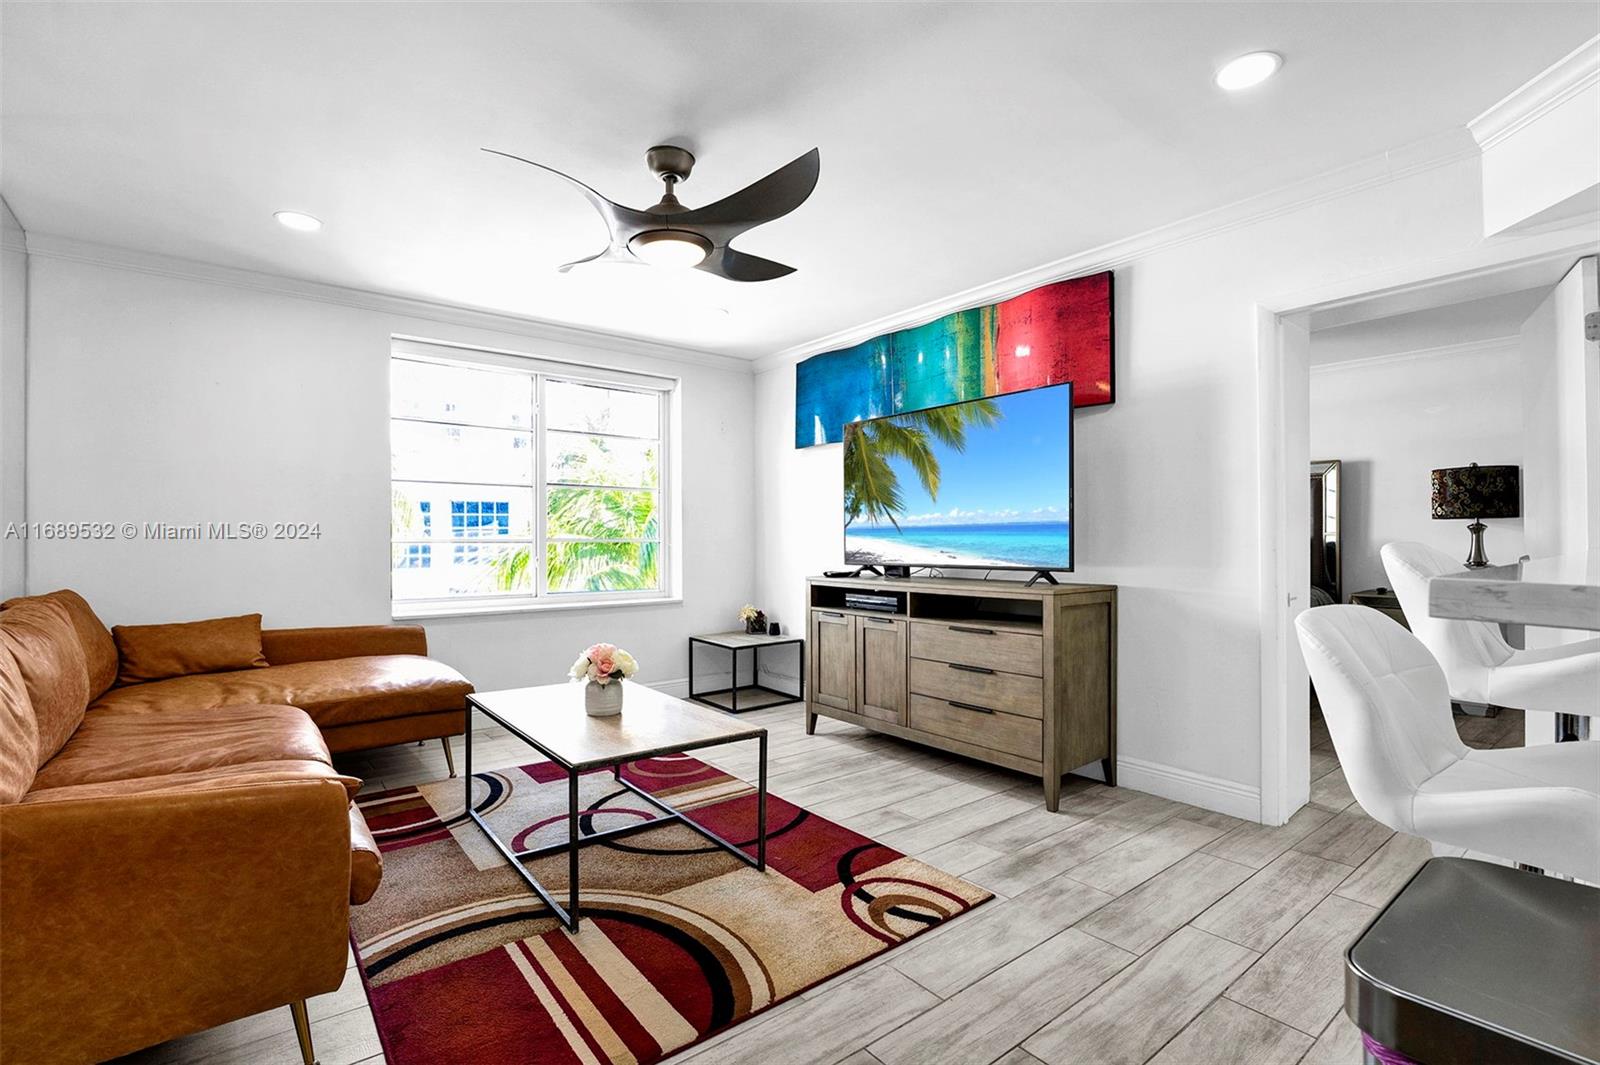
[843,592,900,613]
[841,383,1073,586]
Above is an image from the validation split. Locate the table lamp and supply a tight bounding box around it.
[1430,463,1520,568]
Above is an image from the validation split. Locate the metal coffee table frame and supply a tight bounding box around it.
[464,694,768,932]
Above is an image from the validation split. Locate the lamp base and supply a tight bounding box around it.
[1463,520,1491,569]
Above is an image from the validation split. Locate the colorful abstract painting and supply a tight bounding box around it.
[794,270,1113,448]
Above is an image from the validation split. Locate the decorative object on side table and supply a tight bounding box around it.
[1430,463,1520,568]
[738,604,768,635]
[568,642,637,716]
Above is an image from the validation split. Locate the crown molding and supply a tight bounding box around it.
[1469,35,1600,150]
[1310,334,1518,376]
[18,233,754,375]
[750,131,1481,375]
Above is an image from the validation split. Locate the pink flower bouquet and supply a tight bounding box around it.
[568,643,639,687]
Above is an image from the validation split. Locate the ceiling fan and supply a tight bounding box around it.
[483,143,820,282]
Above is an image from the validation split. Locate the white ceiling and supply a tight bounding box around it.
[4,3,1594,360]
[1309,287,1548,366]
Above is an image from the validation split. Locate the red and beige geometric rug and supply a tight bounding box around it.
[351,754,993,1065]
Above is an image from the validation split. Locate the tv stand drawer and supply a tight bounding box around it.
[909,620,1042,677]
[909,657,1043,717]
[908,694,1041,760]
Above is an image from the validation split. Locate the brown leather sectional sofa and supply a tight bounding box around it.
[0,589,473,1065]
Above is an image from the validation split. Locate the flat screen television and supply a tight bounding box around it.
[843,382,1073,573]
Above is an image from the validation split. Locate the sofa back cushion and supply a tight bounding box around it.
[2,590,118,700]
[0,640,40,803]
[0,598,90,772]
[113,613,269,685]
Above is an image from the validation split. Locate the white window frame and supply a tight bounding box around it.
[389,337,677,618]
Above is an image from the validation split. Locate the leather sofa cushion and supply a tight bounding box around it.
[0,599,89,771]
[263,625,427,665]
[0,641,40,804]
[22,758,361,805]
[113,613,269,684]
[2,589,118,700]
[348,805,383,905]
[32,703,332,793]
[90,655,473,728]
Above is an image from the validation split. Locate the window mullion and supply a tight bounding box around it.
[534,373,548,598]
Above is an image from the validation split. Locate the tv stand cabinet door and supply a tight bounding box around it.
[809,610,855,713]
[856,615,908,725]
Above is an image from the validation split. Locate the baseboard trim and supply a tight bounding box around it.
[1115,756,1262,822]
[644,677,691,699]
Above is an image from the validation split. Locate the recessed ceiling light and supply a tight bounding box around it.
[274,210,323,232]
[1215,51,1282,91]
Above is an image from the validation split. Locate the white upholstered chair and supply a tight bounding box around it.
[1381,541,1599,741]
[1295,605,1600,881]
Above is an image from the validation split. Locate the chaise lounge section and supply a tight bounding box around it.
[0,590,472,1064]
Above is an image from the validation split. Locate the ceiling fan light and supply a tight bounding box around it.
[629,229,713,268]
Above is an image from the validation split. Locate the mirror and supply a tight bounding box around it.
[1310,460,1341,605]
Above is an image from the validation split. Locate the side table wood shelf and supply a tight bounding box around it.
[688,630,806,713]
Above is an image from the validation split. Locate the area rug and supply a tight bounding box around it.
[350,753,993,1064]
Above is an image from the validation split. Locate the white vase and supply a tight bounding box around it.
[584,679,624,716]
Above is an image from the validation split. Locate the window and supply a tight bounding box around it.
[390,341,671,613]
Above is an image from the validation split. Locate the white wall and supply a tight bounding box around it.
[1,199,26,598]
[1518,255,1599,745]
[1309,341,1527,596]
[753,149,1600,817]
[22,254,757,691]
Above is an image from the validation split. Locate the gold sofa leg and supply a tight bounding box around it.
[441,736,457,777]
[289,1000,317,1065]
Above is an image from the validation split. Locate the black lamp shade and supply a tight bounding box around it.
[1430,464,1520,520]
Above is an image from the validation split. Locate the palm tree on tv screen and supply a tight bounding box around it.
[843,399,1000,529]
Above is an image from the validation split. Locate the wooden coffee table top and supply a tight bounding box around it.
[468,682,765,770]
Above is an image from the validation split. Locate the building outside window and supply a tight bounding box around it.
[389,340,671,613]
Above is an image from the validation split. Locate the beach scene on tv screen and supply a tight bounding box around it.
[843,385,1071,569]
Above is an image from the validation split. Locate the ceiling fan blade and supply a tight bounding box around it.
[696,246,796,283]
[481,148,654,240]
[557,245,643,273]
[674,148,820,242]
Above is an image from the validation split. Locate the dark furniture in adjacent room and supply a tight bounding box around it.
[1349,587,1409,629]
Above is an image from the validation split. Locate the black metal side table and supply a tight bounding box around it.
[687,630,805,713]
[1346,857,1599,1065]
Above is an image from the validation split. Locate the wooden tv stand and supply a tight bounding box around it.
[804,575,1117,811]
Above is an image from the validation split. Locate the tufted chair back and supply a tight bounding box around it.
[1295,605,1468,834]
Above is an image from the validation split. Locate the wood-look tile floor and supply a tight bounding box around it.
[118,703,1524,1065]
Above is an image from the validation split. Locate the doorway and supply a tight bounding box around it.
[1255,238,1597,826]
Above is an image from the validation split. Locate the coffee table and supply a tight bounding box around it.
[464,682,768,931]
